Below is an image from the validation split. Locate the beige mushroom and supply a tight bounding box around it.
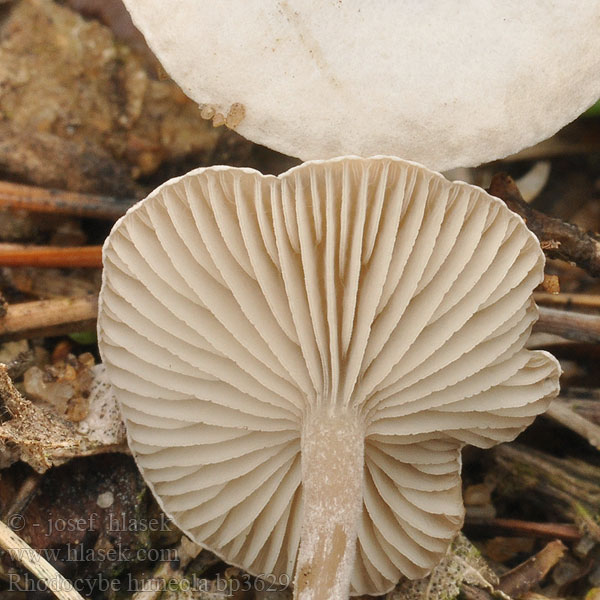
[98,156,560,599]
[121,1,600,171]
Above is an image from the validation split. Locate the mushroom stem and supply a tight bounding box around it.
[294,409,364,600]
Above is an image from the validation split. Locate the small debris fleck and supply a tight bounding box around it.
[542,274,560,294]
[97,490,114,508]
[225,102,246,129]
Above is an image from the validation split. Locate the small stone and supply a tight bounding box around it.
[97,491,114,508]
[0,341,29,364]
[24,365,73,414]
[24,353,96,421]
[66,396,89,422]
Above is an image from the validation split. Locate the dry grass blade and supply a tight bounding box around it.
[0,519,85,600]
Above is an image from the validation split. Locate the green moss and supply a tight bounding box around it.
[68,331,98,345]
[584,99,600,116]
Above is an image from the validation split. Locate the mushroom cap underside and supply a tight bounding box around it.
[98,156,560,596]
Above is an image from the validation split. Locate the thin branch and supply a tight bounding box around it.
[535,306,600,343]
[493,444,600,521]
[497,540,566,598]
[0,180,135,220]
[534,292,600,310]
[0,245,102,268]
[0,519,85,600]
[546,399,600,451]
[463,517,581,541]
[1,473,42,522]
[488,173,600,278]
[0,296,98,340]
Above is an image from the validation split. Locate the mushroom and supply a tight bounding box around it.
[98,156,560,599]
[121,1,600,171]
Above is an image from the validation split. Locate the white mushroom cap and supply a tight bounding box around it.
[98,156,560,597]
[121,1,600,171]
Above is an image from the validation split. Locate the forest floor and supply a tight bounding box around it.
[0,1,598,600]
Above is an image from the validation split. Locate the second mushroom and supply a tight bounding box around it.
[98,156,560,599]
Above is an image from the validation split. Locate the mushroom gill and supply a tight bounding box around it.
[98,156,560,599]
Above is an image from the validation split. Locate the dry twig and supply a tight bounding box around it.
[493,444,600,522]
[464,517,581,541]
[0,473,42,523]
[0,180,135,220]
[488,173,600,278]
[535,306,600,343]
[7,268,100,299]
[0,244,102,268]
[0,296,98,341]
[546,399,600,451]
[497,540,566,598]
[534,292,600,311]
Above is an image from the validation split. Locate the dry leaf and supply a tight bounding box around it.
[0,363,126,472]
[390,534,498,600]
